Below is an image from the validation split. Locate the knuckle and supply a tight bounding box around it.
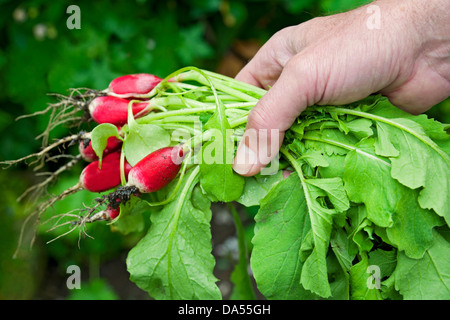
[247,103,274,131]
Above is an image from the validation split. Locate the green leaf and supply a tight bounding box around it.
[110,195,150,235]
[380,275,403,300]
[287,138,330,168]
[251,173,316,299]
[301,149,330,168]
[368,249,397,280]
[318,154,346,178]
[374,118,450,223]
[289,117,328,141]
[305,177,350,213]
[374,122,399,157]
[299,176,349,298]
[349,254,383,300]
[394,231,450,299]
[199,158,244,202]
[370,98,450,141]
[329,99,450,222]
[91,123,122,165]
[199,93,244,202]
[126,167,221,300]
[343,139,395,227]
[279,148,349,298]
[347,206,374,253]
[385,187,443,259]
[303,129,355,156]
[343,138,441,258]
[326,252,350,299]
[124,123,171,166]
[236,171,283,207]
[345,118,374,139]
[331,227,358,273]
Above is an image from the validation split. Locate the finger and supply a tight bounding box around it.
[382,68,450,115]
[235,27,298,89]
[233,54,318,176]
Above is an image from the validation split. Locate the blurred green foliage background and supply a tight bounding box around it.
[0,0,448,300]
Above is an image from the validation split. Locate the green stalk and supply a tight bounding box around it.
[187,129,213,150]
[153,96,209,109]
[176,70,259,102]
[280,147,306,182]
[149,115,200,124]
[137,107,212,124]
[154,123,200,136]
[227,202,257,300]
[120,136,127,186]
[229,115,249,128]
[201,69,267,98]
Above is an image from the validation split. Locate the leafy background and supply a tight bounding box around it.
[0,0,448,299]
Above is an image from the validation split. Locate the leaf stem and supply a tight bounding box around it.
[326,107,449,163]
[280,147,306,183]
[176,69,260,102]
[200,69,267,98]
[227,202,256,300]
[301,134,391,167]
[229,114,249,128]
[136,102,253,125]
[120,140,127,186]
[165,165,200,298]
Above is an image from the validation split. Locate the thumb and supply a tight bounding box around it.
[232,55,317,176]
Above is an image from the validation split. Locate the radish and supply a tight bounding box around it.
[102,146,184,218]
[79,136,123,162]
[89,96,151,126]
[107,205,120,219]
[107,73,163,97]
[127,146,185,193]
[80,152,132,193]
[26,151,133,232]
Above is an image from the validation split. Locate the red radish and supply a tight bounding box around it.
[79,136,122,162]
[107,205,120,219]
[80,152,132,193]
[107,73,163,97]
[127,146,185,193]
[89,96,150,126]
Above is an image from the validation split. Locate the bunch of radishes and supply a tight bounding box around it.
[75,68,261,222]
[3,67,261,247]
[78,74,188,220]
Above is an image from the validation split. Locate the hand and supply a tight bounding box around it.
[232,0,450,176]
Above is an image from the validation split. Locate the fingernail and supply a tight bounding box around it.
[233,143,258,175]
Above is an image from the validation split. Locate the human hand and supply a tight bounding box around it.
[232,0,450,176]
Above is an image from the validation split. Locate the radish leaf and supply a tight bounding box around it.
[91,123,121,166]
[126,167,221,299]
[124,123,170,166]
[199,101,244,202]
[251,173,316,299]
[394,231,450,299]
